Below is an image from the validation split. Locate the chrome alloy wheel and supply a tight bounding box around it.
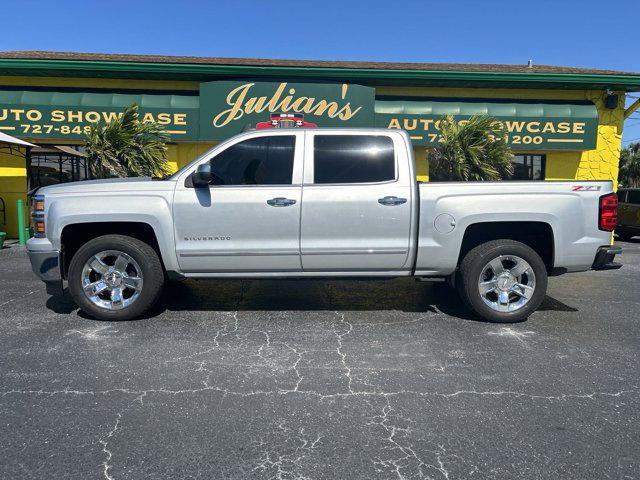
[81,250,143,310]
[478,255,536,313]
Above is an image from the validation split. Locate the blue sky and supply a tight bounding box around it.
[3,0,640,145]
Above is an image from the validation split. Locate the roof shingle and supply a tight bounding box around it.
[1,50,638,76]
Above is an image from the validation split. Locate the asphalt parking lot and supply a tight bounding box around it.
[1,241,639,480]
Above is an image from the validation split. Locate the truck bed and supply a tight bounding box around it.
[413,180,614,276]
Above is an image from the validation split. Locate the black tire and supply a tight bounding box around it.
[456,239,548,323]
[68,234,164,321]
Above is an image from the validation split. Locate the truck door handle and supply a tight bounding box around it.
[378,196,407,206]
[267,197,297,207]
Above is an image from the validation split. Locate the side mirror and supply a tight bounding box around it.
[192,164,213,187]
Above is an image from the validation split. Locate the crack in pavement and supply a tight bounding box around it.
[3,386,637,401]
[3,385,634,479]
[252,424,322,480]
[369,396,464,480]
[371,396,425,479]
[4,251,640,480]
[65,325,116,341]
[333,311,355,394]
[98,392,146,480]
[0,289,36,307]
[165,311,239,363]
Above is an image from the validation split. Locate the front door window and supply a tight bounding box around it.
[209,136,295,186]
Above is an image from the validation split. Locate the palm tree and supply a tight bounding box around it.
[429,115,514,181]
[84,103,171,178]
[619,142,640,188]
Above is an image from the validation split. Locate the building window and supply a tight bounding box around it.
[511,154,545,180]
[29,145,89,192]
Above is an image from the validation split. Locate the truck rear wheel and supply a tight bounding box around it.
[457,239,547,323]
[67,235,164,321]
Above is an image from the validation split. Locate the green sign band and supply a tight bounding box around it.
[375,99,598,150]
[0,83,599,150]
[0,90,199,140]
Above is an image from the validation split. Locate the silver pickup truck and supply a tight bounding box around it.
[27,128,621,323]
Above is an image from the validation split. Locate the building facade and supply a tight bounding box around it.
[1,51,640,237]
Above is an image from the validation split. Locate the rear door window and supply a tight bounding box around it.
[313,135,395,184]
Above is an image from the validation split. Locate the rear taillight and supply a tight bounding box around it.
[599,192,618,231]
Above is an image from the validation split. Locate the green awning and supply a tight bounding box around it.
[0,86,601,150]
[0,90,199,109]
[374,99,598,150]
[375,99,597,118]
[0,90,199,140]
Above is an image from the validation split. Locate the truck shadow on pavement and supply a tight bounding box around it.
[46,278,578,323]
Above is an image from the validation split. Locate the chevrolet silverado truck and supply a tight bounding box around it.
[27,128,622,323]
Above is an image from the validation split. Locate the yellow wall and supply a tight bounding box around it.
[166,143,217,171]
[413,146,429,182]
[0,149,28,237]
[540,91,624,187]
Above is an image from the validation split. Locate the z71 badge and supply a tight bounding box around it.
[572,185,602,191]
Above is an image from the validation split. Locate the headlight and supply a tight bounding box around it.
[32,194,46,238]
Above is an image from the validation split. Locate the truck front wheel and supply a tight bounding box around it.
[457,239,547,323]
[67,235,164,321]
